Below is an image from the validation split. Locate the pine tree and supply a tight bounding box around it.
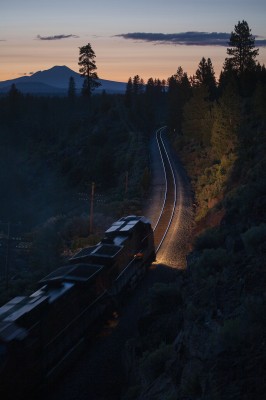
[224,20,259,75]
[8,83,22,116]
[8,83,20,98]
[194,57,217,99]
[125,77,133,108]
[68,76,76,100]
[133,75,141,95]
[145,77,155,96]
[168,66,191,133]
[211,83,241,159]
[78,43,101,97]
[182,86,213,146]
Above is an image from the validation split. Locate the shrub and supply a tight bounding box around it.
[190,248,229,279]
[194,227,225,250]
[147,283,182,314]
[219,317,244,351]
[241,223,266,254]
[139,343,173,385]
[122,385,142,400]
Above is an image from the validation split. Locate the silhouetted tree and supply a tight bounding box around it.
[68,76,76,100]
[8,83,22,118]
[161,79,167,93]
[145,77,155,95]
[140,78,145,93]
[168,66,191,133]
[224,20,259,75]
[133,75,142,95]
[194,57,217,99]
[218,64,238,95]
[130,75,144,113]
[125,77,133,108]
[78,43,101,97]
[8,83,21,98]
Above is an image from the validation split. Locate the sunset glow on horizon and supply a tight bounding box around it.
[1,0,266,83]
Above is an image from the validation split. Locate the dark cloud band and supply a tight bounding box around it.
[37,34,79,40]
[116,32,266,47]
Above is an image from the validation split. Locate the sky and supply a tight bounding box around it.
[1,0,266,83]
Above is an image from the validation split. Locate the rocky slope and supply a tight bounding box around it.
[121,102,266,400]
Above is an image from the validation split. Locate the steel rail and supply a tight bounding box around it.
[153,127,177,254]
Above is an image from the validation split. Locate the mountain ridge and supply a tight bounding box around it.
[0,65,127,94]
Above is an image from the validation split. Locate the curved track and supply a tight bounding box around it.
[153,127,177,253]
[149,126,193,267]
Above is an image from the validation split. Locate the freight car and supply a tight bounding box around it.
[0,215,155,399]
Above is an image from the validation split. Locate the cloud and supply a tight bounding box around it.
[36,34,79,41]
[116,32,266,47]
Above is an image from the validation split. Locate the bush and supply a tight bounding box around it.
[241,223,266,254]
[190,248,229,279]
[194,227,225,250]
[139,343,173,385]
[122,385,142,400]
[147,283,182,314]
[219,317,244,351]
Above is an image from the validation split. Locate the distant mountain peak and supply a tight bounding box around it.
[0,65,126,95]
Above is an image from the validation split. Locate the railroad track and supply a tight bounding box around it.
[153,126,177,253]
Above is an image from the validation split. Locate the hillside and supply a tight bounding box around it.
[121,64,266,400]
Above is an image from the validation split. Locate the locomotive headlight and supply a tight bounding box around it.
[134,252,144,260]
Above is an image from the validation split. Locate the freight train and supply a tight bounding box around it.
[0,215,155,399]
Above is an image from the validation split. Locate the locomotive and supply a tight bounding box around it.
[0,215,155,399]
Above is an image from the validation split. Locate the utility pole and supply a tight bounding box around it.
[90,182,95,234]
[125,170,128,194]
[5,222,10,290]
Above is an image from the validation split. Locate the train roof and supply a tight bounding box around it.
[70,216,151,264]
[39,263,104,286]
[105,215,150,236]
[71,243,122,261]
[0,291,49,327]
[0,284,74,341]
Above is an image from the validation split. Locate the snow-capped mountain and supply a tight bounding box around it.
[0,66,127,95]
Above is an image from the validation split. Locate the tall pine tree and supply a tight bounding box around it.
[68,76,76,100]
[168,66,191,133]
[78,43,101,97]
[194,57,217,99]
[224,20,259,75]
